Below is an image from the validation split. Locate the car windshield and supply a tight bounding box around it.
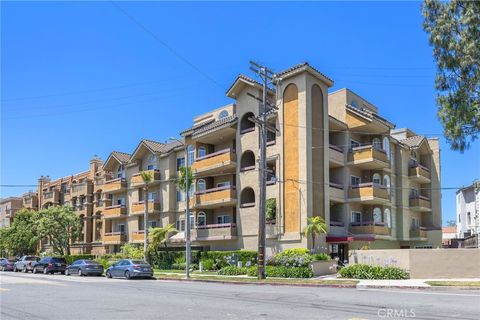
[51,258,66,263]
[26,256,39,261]
[84,260,100,265]
[131,260,148,265]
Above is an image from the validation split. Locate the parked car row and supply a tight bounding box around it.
[0,256,154,279]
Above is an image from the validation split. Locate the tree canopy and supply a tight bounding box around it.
[0,209,38,256]
[422,0,480,151]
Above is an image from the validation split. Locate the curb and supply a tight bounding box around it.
[356,284,480,291]
[155,277,358,288]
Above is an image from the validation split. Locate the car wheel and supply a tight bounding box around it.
[124,271,131,280]
[33,267,38,274]
[1,266,5,271]
[106,270,112,278]
[65,269,70,276]
[43,267,48,275]
[78,269,83,277]
[22,266,27,273]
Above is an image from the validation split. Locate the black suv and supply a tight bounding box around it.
[32,257,67,275]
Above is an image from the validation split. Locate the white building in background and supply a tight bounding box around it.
[456,180,480,238]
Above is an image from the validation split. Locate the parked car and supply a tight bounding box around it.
[14,256,40,272]
[32,257,67,275]
[105,259,153,279]
[0,258,15,271]
[66,260,104,276]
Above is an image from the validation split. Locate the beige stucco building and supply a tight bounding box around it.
[0,197,23,228]
[10,62,442,258]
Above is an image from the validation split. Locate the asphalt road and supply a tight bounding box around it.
[1,272,479,320]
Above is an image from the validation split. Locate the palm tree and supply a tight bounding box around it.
[303,216,327,252]
[175,166,193,193]
[140,170,153,261]
[148,224,178,252]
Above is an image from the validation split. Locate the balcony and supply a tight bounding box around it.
[329,145,344,168]
[408,164,431,183]
[131,170,161,188]
[103,205,127,219]
[5,209,19,218]
[94,199,112,210]
[103,232,126,245]
[348,145,389,170]
[349,222,391,236]
[191,148,236,176]
[43,190,60,203]
[348,183,389,204]
[131,230,145,243]
[192,223,237,241]
[192,186,237,209]
[71,183,93,198]
[329,183,345,203]
[410,227,428,239]
[104,178,127,194]
[409,196,432,212]
[131,201,161,215]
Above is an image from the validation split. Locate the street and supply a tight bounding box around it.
[1,272,479,320]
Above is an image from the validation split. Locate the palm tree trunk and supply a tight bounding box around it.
[312,233,316,253]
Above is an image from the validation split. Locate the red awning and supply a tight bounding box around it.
[326,236,354,243]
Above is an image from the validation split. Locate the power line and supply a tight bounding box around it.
[110,1,225,91]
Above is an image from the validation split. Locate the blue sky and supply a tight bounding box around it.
[1,1,478,224]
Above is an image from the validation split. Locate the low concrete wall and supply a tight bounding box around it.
[349,249,480,279]
[310,260,337,276]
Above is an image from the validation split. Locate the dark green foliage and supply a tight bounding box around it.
[217,266,249,276]
[200,258,215,271]
[339,264,409,280]
[312,253,331,261]
[247,266,314,278]
[266,198,276,221]
[200,250,257,269]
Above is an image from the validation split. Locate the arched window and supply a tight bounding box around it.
[117,165,125,179]
[146,154,157,170]
[372,138,382,150]
[384,208,392,228]
[240,150,255,171]
[383,137,390,160]
[197,146,206,159]
[197,179,206,192]
[373,207,382,223]
[218,110,229,120]
[240,112,255,133]
[197,212,206,226]
[187,145,195,165]
[240,187,255,208]
[383,175,391,194]
[372,173,381,185]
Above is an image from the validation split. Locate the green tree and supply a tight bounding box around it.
[35,206,82,256]
[0,209,39,256]
[140,170,154,261]
[422,0,480,151]
[266,198,277,221]
[303,216,327,252]
[175,166,193,193]
[148,224,178,257]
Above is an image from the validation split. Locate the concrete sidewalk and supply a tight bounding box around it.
[356,278,480,289]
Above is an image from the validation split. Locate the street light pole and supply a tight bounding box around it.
[170,137,191,278]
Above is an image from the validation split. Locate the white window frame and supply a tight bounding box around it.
[197,179,206,192]
[372,138,382,150]
[146,154,157,170]
[373,207,382,223]
[217,215,231,224]
[351,211,361,223]
[148,192,157,201]
[116,224,125,233]
[350,175,361,186]
[197,212,206,226]
[197,147,206,158]
[384,208,392,228]
[217,181,230,188]
[372,173,381,185]
[383,137,390,160]
[187,145,195,165]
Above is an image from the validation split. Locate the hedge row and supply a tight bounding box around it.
[339,264,409,280]
[217,265,314,278]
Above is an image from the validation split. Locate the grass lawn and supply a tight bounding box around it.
[153,272,358,286]
[426,281,480,287]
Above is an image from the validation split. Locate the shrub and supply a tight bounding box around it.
[246,266,313,278]
[339,264,409,280]
[171,262,198,271]
[269,249,313,267]
[217,266,249,276]
[200,259,215,271]
[312,253,331,261]
[200,250,257,269]
[147,250,201,269]
[56,255,94,265]
[120,243,144,259]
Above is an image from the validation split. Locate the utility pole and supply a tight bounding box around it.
[248,61,278,279]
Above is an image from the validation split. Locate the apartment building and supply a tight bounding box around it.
[456,181,480,238]
[178,63,442,259]
[0,197,23,228]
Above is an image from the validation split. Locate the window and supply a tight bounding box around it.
[197,179,206,192]
[372,138,382,150]
[217,181,230,188]
[148,192,157,201]
[383,175,391,194]
[188,183,195,197]
[458,214,461,223]
[116,224,125,233]
[187,145,195,165]
[372,173,381,185]
[240,187,255,207]
[384,208,391,228]
[218,110,229,120]
[410,189,418,199]
[217,215,231,224]
[383,137,390,160]
[148,220,158,228]
[373,207,382,223]
[350,175,361,186]
[350,139,360,150]
[240,151,255,171]
[117,165,125,179]
[351,211,361,223]
[198,147,206,158]
[411,218,419,229]
[467,212,471,225]
[176,157,185,171]
[146,154,157,170]
[240,112,255,133]
[189,213,195,227]
[117,197,125,206]
[177,190,185,202]
[197,212,206,226]
[176,219,185,231]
